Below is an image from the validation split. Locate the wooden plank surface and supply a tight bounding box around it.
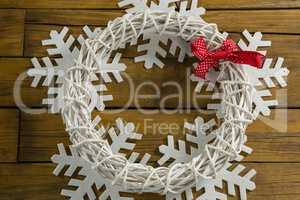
[0,9,24,56]
[22,25,298,108]
[0,109,19,162]
[205,10,300,34]
[1,0,300,9]
[24,24,300,58]
[18,57,296,108]
[25,9,300,34]
[19,109,300,162]
[0,163,299,200]
[0,54,296,108]
[0,58,34,107]
[0,0,18,8]
[0,0,299,199]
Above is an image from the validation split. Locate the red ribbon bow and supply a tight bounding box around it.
[191,37,265,79]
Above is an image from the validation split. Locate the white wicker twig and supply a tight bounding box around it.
[61,9,254,195]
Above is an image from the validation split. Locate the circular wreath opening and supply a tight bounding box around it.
[61,10,254,194]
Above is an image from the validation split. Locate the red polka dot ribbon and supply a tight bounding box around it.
[191,37,265,79]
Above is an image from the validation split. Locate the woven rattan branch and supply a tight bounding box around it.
[61,10,254,194]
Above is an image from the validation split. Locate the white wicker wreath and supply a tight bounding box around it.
[61,9,254,195]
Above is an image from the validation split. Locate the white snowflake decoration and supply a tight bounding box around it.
[52,116,256,200]
[52,144,136,200]
[158,117,216,166]
[194,161,256,200]
[27,26,126,113]
[52,118,151,200]
[167,160,256,200]
[119,0,204,69]
[159,117,256,200]
[193,30,289,119]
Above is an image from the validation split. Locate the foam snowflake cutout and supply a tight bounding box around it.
[158,117,216,166]
[52,118,150,200]
[159,117,256,200]
[243,57,289,118]
[192,30,289,119]
[119,0,204,69]
[27,26,126,113]
[166,160,256,200]
[193,161,256,200]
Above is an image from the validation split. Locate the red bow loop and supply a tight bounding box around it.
[191,37,265,79]
[190,37,209,60]
[221,39,240,52]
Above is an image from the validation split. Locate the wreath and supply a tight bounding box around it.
[26,0,289,199]
[61,9,262,194]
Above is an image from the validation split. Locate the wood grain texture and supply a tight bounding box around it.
[25,9,300,33]
[0,0,299,199]
[205,10,300,34]
[18,57,295,109]
[25,9,123,25]
[19,109,300,162]
[0,109,19,162]
[0,164,67,200]
[0,57,50,108]
[200,0,300,9]
[1,55,293,109]
[0,54,295,108]
[24,24,300,58]
[0,58,52,107]
[0,9,24,56]
[23,25,298,108]
[0,163,299,200]
[2,0,300,9]
[0,0,18,8]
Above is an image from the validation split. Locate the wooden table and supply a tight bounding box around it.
[0,0,300,199]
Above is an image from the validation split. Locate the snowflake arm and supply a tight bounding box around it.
[165,144,255,200]
[245,57,289,88]
[27,26,130,113]
[118,0,148,14]
[135,34,169,68]
[78,25,102,43]
[150,0,178,11]
[108,118,143,155]
[131,0,206,68]
[52,141,150,200]
[238,30,271,54]
[168,37,192,62]
[178,0,205,17]
[97,53,127,83]
[158,135,192,166]
[216,163,256,200]
[43,27,79,67]
[244,57,289,118]
[196,179,227,200]
[27,27,78,88]
[27,57,64,87]
[158,117,217,166]
[78,26,127,83]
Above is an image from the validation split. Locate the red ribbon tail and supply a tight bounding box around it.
[233,51,265,68]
